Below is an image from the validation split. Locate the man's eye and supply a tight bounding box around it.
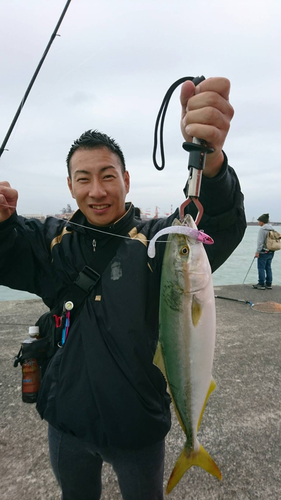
[77,178,89,182]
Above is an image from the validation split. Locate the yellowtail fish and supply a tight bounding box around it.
[148,215,222,494]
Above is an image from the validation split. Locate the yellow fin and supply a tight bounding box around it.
[192,296,202,326]
[153,342,186,433]
[153,342,167,377]
[197,378,216,432]
[166,443,222,495]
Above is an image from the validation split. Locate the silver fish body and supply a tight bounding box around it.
[149,215,221,493]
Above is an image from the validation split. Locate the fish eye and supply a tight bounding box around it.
[180,246,189,256]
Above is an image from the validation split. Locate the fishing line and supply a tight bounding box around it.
[0,323,34,326]
[0,202,172,245]
[18,51,103,124]
[0,203,209,247]
[67,219,158,241]
[40,52,101,97]
[2,204,280,313]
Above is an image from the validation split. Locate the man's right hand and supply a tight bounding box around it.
[0,182,18,223]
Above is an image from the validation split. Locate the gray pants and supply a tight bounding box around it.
[48,425,165,500]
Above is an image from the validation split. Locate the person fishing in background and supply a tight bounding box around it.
[0,77,246,500]
[253,213,274,290]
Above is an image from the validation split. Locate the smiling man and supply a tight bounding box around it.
[67,140,130,227]
[0,77,246,500]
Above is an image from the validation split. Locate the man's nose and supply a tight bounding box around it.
[88,180,106,198]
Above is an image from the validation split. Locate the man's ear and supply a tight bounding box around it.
[67,177,75,199]
[124,170,130,194]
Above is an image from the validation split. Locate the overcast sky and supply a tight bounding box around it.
[1,0,280,222]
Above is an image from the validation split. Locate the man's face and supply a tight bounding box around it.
[67,147,130,226]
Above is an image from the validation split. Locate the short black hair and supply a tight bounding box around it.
[66,129,126,177]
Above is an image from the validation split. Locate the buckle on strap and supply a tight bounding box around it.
[74,266,100,293]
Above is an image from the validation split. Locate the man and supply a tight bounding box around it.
[0,77,246,499]
[253,213,274,290]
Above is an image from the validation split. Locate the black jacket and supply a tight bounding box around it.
[0,157,246,449]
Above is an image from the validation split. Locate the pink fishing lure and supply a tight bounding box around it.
[148,226,214,258]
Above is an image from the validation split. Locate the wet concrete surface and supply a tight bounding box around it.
[0,284,280,499]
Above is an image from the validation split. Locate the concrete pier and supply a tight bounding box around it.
[1,284,280,499]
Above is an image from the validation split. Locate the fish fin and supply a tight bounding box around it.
[197,378,216,432]
[153,342,186,434]
[192,295,202,326]
[153,342,167,378]
[166,443,222,495]
[171,398,186,434]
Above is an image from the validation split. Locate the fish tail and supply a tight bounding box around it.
[166,443,222,495]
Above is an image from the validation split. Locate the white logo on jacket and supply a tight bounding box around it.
[111,261,122,281]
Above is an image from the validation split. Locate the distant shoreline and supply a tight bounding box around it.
[247,222,281,226]
[19,213,281,226]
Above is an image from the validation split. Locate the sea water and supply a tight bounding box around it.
[0,226,280,302]
[212,225,281,287]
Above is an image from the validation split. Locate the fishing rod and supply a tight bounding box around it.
[0,0,72,159]
[242,257,256,284]
[153,75,214,225]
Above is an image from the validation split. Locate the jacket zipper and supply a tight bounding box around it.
[92,239,96,252]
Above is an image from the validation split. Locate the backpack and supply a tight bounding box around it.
[266,230,281,251]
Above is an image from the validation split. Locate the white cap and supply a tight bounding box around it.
[29,326,39,336]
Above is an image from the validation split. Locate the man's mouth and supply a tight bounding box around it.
[89,204,110,210]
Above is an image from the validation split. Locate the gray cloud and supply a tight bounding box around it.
[1,0,281,221]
